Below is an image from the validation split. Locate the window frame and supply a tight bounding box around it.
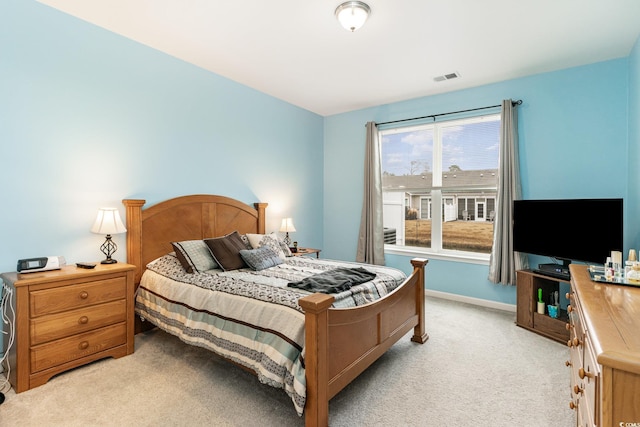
[380,113,501,265]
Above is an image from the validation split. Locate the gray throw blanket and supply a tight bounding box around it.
[287,267,376,294]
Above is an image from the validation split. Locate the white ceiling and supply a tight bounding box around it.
[38,0,640,116]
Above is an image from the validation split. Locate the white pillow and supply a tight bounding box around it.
[245,232,290,260]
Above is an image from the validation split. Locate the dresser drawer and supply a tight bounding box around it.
[31,322,127,373]
[577,400,589,427]
[568,291,585,348]
[30,276,127,316]
[581,337,599,425]
[30,299,127,345]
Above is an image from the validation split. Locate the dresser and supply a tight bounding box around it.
[567,264,640,426]
[1,263,135,393]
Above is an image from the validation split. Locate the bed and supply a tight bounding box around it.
[123,194,428,426]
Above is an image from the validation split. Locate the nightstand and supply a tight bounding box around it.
[1,263,135,393]
[292,247,321,258]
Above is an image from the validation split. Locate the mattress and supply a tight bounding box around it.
[135,253,407,416]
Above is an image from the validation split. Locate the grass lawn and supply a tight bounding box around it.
[404,219,494,253]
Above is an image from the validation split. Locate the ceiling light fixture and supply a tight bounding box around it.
[335,1,370,32]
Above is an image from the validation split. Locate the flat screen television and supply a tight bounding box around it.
[513,198,623,276]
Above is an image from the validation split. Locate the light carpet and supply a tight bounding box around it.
[0,297,575,426]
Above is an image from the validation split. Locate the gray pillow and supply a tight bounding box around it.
[240,246,283,271]
[171,240,218,273]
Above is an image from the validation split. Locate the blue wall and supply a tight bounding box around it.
[0,1,324,273]
[324,57,637,305]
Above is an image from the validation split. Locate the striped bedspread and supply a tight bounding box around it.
[135,254,406,416]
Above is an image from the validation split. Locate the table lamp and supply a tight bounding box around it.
[91,207,127,264]
[279,217,296,247]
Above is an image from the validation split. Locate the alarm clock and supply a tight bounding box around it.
[17,256,66,273]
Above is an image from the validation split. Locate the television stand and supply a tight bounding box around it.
[516,269,570,344]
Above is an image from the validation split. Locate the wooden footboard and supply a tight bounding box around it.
[299,258,428,427]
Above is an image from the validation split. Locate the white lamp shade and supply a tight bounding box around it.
[91,208,127,235]
[335,1,370,32]
[279,218,296,233]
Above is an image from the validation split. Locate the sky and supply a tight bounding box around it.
[381,116,500,176]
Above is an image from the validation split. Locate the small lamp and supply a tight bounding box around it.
[91,207,127,264]
[279,218,296,247]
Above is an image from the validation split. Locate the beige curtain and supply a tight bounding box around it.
[488,100,528,284]
[356,122,385,265]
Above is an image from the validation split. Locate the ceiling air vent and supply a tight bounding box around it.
[434,72,461,82]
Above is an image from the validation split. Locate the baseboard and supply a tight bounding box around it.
[425,289,516,313]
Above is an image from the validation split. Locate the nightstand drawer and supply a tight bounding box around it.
[30,276,127,316]
[31,322,127,373]
[30,299,127,345]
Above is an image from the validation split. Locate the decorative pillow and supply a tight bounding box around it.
[171,240,218,273]
[204,231,248,271]
[240,246,283,271]
[239,233,253,250]
[245,232,289,259]
[279,239,293,257]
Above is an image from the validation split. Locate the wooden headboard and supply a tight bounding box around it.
[122,194,267,285]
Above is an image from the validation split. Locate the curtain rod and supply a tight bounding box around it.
[375,99,522,127]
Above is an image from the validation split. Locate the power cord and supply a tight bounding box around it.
[0,281,16,404]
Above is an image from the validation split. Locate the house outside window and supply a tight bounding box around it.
[381,113,500,260]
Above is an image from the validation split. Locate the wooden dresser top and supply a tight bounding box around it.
[570,264,640,374]
[1,263,135,287]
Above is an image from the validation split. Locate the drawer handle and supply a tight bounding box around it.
[565,323,573,331]
[78,316,89,325]
[573,384,583,395]
[79,341,89,350]
[565,292,571,300]
[567,304,573,313]
[80,291,89,299]
[569,401,576,410]
[579,368,593,380]
[565,360,572,367]
[572,337,581,347]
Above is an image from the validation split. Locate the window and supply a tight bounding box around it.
[381,114,500,257]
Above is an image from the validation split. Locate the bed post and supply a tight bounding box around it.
[254,202,267,234]
[299,293,335,427]
[410,258,429,344]
[122,199,145,285]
